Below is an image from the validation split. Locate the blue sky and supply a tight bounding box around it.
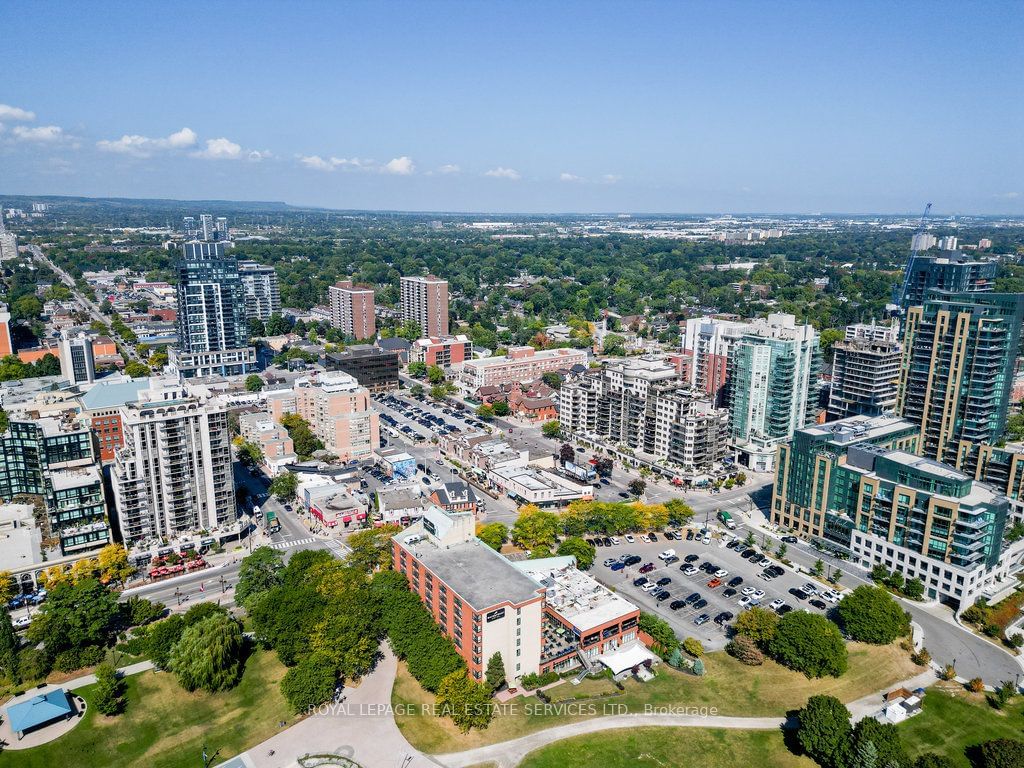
[2,1,1022,214]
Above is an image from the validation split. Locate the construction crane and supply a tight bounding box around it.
[894,202,933,310]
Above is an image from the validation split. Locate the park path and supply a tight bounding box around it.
[238,645,438,768]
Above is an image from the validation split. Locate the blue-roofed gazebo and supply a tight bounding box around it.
[6,689,74,739]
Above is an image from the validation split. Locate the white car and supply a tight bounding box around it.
[737,596,754,608]
[769,598,785,610]
[683,566,699,576]
[658,549,676,560]
[801,583,819,596]
[702,534,711,545]
[610,537,621,546]
[821,589,840,603]
[714,568,729,578]
[640,535,651,543]
[13,615,31,630]
[641,582,659,592]
[758,557,771,568]
[751,589,766,600]
[603,558,618,567]
[624,534,635,544]
[741,586,757,596]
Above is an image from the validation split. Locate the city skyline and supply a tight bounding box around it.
[1,1,1022,214]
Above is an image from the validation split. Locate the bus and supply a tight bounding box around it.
[717,510,737,530]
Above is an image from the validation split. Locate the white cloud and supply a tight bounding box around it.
[560,172,582,182]
[601,174,622,184]
[195,137,242,160]
[97,126,198,157]
[485,166,521,180]
[0,104,36,122]
[383,156,415,175]
[248,149,272,162]
[994,191,1020,200]
[437,164,460,174]
[299,155,374,172]
[12,125,65,143]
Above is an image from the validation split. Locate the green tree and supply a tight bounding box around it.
[345,524,401,573]
[979,739,1024,768]
[836,585,909,644]
[408,361,427,378]
[410,383,425,398]
[638,612,679,655]
[280,413,324,458]
[770,611,848,678]
[27,578,120,655]
[664,498,694,527]
[280,652,338,714]
[556,537,596,569]
[124,360,151,378]
[903,577,925,600]
[683,637,704,657]
[511,506,561,550]
[0,608,19,683]
[541,371,563,388]
[92,661,126,716]
[168,613,245,693]
[485,652,505,693]
[235,547,285,609]
[245,374,264,392]
[477,522,509,551]
[430,384,449,401]
[266,313,290,335]
[476,404,495,420]
[146,615,185,669]
[725,635,764,666]
[269,472,299,501]
[850,718,908,768]
[796,695,852,768]
[813,558,825,577]
[493,400,511,417]
[628,479,647,497]
[541,420,561,438]
[733,606,779,647]
[436,670,494,732]
[427,365,445,384]
[11,294,43,321]
[248,318,266,338]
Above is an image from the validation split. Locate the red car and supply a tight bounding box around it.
[639,562,655,574]
[706,578,722,588]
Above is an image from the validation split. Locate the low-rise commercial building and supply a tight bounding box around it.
[488,465,593,508]
[460,346,587,389]
[303,482,367,529]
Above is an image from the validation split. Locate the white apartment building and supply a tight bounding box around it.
[238,261,282,322]
[460,346,587,389]
[681,316,750,406]
[111,378,236,543]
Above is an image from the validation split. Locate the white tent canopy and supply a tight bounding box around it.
[596,642,659,675]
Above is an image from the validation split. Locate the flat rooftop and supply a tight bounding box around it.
[515,557,638,633]
[803,414,916,444]
[403,538,542,611]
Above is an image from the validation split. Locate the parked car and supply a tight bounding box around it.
[656,576,672,587]
[722,588,738,598]
[714,611,734,625]
[639,562,655,574]
[685,591,702,604]
[821,589,840,603]
[769,598,785,610]
[658,549,676,560]
[633,576,649,587]
[737,596,753,608]
[623,555,642,566]
[624,534,635,544]
[670,599,686,610]
[757,557,771,568]
[693,613,711,626]
[684,553,700,563]
[692,599,708,611]
[656,591,671,602]
[639,535,649,544]
[603,558,618,567]
[714,568,729,578]
[741,586,757,596]
[682,565,699,576]
[741,548,757,559]
[663,555,679,565]
[610,561,625,571]
[781,535,799,544]
[685,530,695,541]
[641,582,659,592]
[649,532,659,542]
[789,587,808,600]
[727,576,744,587]
[706,578,722,588]
[610,537,621,545]
[810,599,828,611]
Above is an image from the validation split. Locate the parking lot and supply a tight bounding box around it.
[589,529,843,650]
[373,392,491,445]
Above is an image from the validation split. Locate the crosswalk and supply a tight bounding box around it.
[268,537,316,550]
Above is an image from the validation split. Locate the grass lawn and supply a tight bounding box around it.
[394,641,921,754]
[0,650,294,768]
[900,684,1024,767]
[517,726,814,768]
